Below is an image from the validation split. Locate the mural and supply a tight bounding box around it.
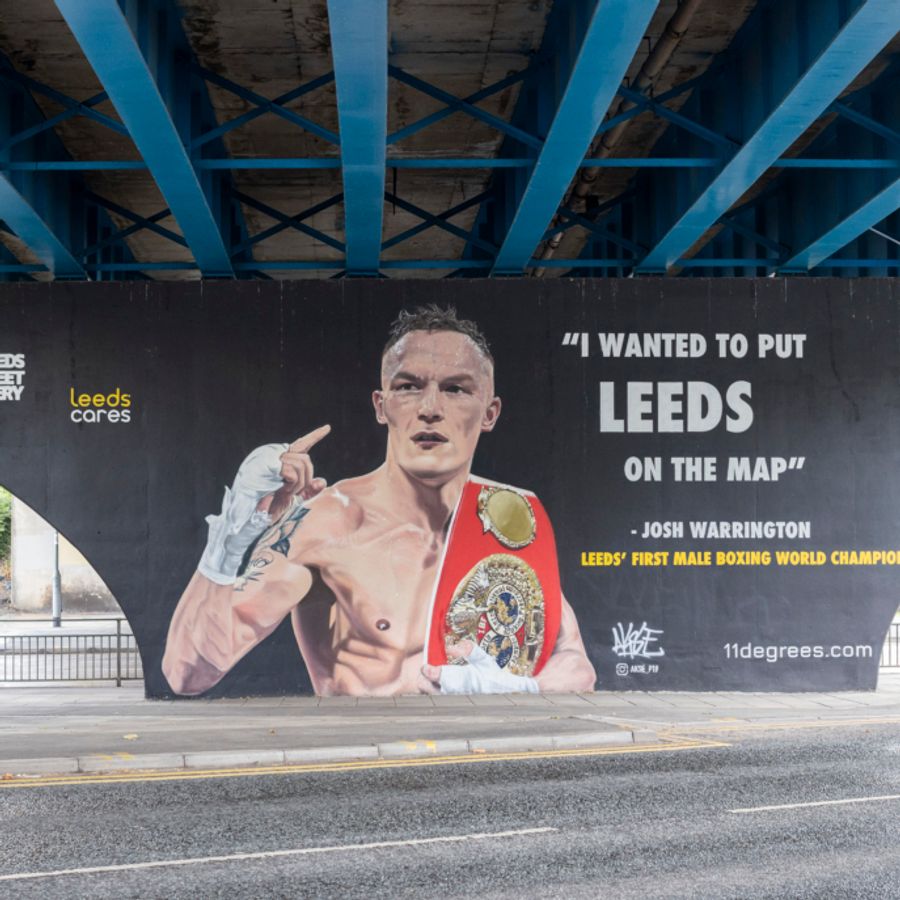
[162,309,594,696]
[0,278,897,697]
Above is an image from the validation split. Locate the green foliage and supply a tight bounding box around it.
[0,486,10,561]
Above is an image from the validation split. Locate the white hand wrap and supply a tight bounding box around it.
[198,443,288,585]
[439,645,539,695]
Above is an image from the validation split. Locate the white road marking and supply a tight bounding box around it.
[730,794,900,814]
[0,827,557,883]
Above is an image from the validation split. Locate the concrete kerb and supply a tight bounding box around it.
[0,728,639,778]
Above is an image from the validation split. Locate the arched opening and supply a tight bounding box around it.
[880,608,900,672]
[0,486,141,686]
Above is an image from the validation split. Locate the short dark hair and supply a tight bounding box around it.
[382,305,493,364]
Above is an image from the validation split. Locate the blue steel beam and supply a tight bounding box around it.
[0,179,83,278]
[5,91,112,150]
[55,0,236,276]
[327,0,388,274]
[86,192,187,248]
[594,69,714,139]
[687,55,900,276]
[780,181,900,271]
[636,0,900,273]
[489,0,657,274]
[195,66,339,147]
[830,101,900,149]
[389,66,544,152]
[665,52,900,278]
[615,86,739,153]
[9,156,900,173]
[192,72,336,151]
[79,257,641,274]
[387,67,537,146]
[384,193,498,256]
[82,207,173,257]
[0,60,85,277]
[777,67,900,272]
[382,192,489,252]
[0,55,152,281]
[8,156,900,173]
[554,206,644,257]
[236,193,345,254]
[231,194,344,257]
[0,68,129,138]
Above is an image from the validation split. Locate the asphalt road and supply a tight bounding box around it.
[1,724,899,899]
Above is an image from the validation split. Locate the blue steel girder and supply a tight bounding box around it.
[236,192,345,254]
[777,64,900,272]
[82,206,173,258]
[387,67,538,146]
[782,183,900,272]
[194,66,339,147]
[86,192,187,249]
[567,193,637,277]
[0,59,88,277]
[389,66,544,152]
[55,0,242,277]
[382,192,489,252]
[327,0,387,275]
[554,205,644,257]
[231,194,344,258]
[0,68,129,139]
[633,0,900,274]
[0,57,145,280]
[615,85,739,154]
[384,193,498,256]
[686,54,900,276]
[486,0,657,275]
[191,72,336,151]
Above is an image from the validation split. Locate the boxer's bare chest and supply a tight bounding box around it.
[313,517,444,649]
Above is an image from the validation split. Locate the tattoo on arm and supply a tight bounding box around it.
[258,501,311,557]
[234,551,274,592]
[234,501,312,590]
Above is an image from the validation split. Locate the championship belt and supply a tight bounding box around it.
[425,478,561,677]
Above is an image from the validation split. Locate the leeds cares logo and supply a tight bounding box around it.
[69,387,132,423]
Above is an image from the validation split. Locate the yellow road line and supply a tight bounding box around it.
[0,738,727,790]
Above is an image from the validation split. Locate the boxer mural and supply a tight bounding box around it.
[162,306,595,696]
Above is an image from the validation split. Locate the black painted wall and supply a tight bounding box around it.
[0,278,896,696]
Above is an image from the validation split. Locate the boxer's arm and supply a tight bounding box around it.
[163,427,330,695]
[534,593,596,692]
[162,541,315,695]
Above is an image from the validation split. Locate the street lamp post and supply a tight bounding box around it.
[51,529,61,628]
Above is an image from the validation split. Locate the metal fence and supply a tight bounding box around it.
[1,617,897,683]
[0,618,143,685]
[880,621,900,669]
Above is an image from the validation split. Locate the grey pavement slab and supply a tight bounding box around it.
[1,674,899,777]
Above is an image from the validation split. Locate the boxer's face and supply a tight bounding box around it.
[374,330,500,484]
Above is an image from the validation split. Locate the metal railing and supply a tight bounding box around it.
[0,617,143,686]
[880,621,900,669]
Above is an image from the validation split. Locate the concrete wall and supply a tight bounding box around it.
[10,498,119,614]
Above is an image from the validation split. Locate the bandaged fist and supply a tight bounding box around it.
[419,640,539,695]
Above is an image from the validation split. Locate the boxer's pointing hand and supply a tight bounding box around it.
[267,424,331,519]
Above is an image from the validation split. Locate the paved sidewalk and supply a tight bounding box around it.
[2,673,899,777]
[0,614,126,637]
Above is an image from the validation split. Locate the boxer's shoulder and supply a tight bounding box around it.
[300,477,367,538]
